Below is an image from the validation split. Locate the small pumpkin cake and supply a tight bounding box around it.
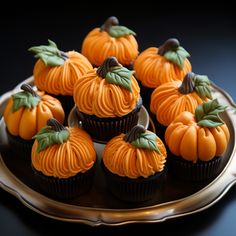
[31,118,97,200]
[3,84,65,159]
[29,39,93,116]
[102,125,167,202]
[73,56,142,142]
[81,16,138,68]
[150,72,212,137]
[134,38,192,108]
[165,99,230,181]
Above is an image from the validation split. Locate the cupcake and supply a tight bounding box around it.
[134,38,192,108]
[3,84,65,159]
[81,16,138,68]
[165,99,230,181]
[150,72,212,138]
[73,56,142,142]
[29,39,93,117]
[31,118,97,200]
[102,125,167,202]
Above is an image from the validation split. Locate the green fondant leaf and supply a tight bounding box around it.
[34,127,69,153]
[164,46,190,69]
[12,91,41,112]
[195,99,227,127]
[105,66,133,91]
[109,25,136,38]
[193,75,212,99]
[131,132,161,154]
[28,39,66,66]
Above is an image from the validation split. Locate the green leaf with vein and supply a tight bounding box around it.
[105,66,133,91]
[193,75,212,99]
[164,46,190,69]
[12,92,41,112]
[28,39,66,66]
[131,132,161,154]
[109,25,136,38]
[33,127,70,153]
[195,99,227,127]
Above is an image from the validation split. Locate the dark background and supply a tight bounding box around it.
[1,4,236,235]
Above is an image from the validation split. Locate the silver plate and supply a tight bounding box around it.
[0,77,236,226]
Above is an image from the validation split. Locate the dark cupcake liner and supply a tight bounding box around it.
[48,93,75,123]
[168,154,222,182]
[149,112,167,140]
[75,98,142,143]
[137,82,154,112]
[32,162,97,200]
[101,161,166,202]
[6,128,34,161]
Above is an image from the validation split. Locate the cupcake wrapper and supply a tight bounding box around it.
[102,161,165,202]
[137,83,153,112]
[32,163,97,200]
[76,98,142,143]
[48,93,74,122]
[6,128,34,161]
[169,155,222,182]
[149,112,166,140]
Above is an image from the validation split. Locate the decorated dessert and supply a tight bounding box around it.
[81,16,138,68]
[102,125,167,202]
[150,72,212,136]
[31,118,97,200]
[3,84,64,158]
[134,38,192,107]
[165,99,230,181]
[73,56,142,142]
[29,39,93,116]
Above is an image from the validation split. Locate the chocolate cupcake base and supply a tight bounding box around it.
[137,83,154,112]
[32,162,97,200]
[48,94,74,123]
[75,98,142,143]
[102,161,166,202]
[6,128,34,161]
[149,112,167,140]
[168,155,222,182]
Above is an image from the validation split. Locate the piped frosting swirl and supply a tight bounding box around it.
[31,127,96,178]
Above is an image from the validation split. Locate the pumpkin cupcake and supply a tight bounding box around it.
[31,118,97,200]
[134,38,192,108]
[102,125,167,202]
[81,16,138,68]
[29,39,93,117]
[73,56,142,142]
[165,99,230,181]
[150,72,212,137]
[3,84,65,159]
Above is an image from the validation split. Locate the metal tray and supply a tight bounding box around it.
[0,77,236,226]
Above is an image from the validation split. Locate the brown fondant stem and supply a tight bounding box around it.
[60,51,69,60]
[96,57,119,77]
[21,84,39,97]
[158,38,180,56]
[100,16,119,32]
[178,72,195,94]
[47,118,66,132]
[123,125,146,143]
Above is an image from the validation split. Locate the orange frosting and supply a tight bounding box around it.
[165,111,230,162]
[134,47,192,88]
[150,81,208,126]
[31,127,96,178]
[33,51,92,95]
[81,28,138,66]
[73,68,140,117]
[3,91,65,140]
[102,133,167,178]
